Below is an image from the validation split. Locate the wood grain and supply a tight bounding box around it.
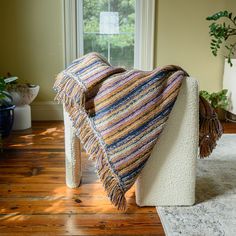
[1,121,235,235]
[0,214,164,235]
[0,121,165,235]
[222,121,236,133]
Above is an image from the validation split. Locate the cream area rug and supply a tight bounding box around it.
[157,134,236,236]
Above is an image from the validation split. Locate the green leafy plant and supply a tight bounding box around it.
[83,0,135,67]
[206,10,236,66]
[200,89,229,109]
[0,76,18,107]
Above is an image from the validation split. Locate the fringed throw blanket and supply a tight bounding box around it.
[54,52,222,210]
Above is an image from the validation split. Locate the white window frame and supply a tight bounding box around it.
[134,0,155,70]
[63,0,155,70]
[63,0,77,67]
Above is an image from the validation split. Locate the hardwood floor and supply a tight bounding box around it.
[0,121,235,235]
[222,121,236,133]
[0,121,164,235]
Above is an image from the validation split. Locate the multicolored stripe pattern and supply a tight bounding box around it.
[54,52,188,210]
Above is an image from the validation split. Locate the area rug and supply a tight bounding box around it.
[157,134,236,236]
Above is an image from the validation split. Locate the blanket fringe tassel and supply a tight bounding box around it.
[199,96,223,158]
[53,73,127,210]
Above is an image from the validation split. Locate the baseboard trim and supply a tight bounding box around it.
[31,101,63,120]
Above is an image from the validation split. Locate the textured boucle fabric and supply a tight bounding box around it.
[54,52,221,210]
[136,78,198,207]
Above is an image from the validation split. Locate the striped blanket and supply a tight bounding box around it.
[54,52,222,210]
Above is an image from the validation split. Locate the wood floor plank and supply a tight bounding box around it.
[1,121,235,235]
[2,122,64,150]
[0,183,133,199]
[0,121,166,235]
[0,199,155,215]
[0,214,164,235]
[222,121,236,133]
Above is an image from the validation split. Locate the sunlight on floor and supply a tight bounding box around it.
[5,125,64,148]
[20,134,36,139]
[40,127,60,136]
[10,142,34,147]
[0,213,25,222]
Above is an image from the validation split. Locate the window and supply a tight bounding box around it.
[64,0,155,70]
[79,0,135,68]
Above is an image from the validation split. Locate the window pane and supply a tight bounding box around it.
[83,0,135,68]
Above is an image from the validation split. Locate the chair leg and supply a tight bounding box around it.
[63,106,82,188]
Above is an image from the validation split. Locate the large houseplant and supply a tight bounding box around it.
[207,10,236,66]
[0,76,18,138]
[207,10,236,122]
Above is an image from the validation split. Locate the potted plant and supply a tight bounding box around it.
[7,82,40,106]
[0,76,18,138]
[4,74,40,130]
[200,89,229,120]
[206,11,236,122]
[207,10,236,66]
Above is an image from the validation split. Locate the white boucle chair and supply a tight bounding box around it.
[136,77,199,206]
[63,77,199,206]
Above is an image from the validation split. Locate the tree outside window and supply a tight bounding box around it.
[83,0,135,68]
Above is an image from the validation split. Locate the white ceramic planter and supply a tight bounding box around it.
[223,59,236,115]
[12,105,32,130]
[7,84,40,130]
[7,84,40,106]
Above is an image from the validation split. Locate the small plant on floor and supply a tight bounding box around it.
[0,76,18,107]
[200,89,229,120]
[0,76,18,140]
[5,73,39,106]
[200,89,229,109]
[207,10,236,66]
[6,72,37,91]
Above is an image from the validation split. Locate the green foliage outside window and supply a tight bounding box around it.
[83,0,135,67]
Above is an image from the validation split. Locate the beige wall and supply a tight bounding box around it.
[0,1,17,77]
[1,0,235,103]
[154,0,236,92]
[0,0,64,102]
